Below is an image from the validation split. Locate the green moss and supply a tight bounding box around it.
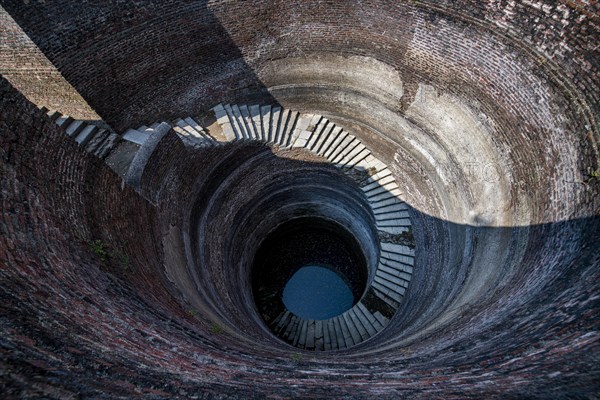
[89,239,130,271]
[210,323,223,334]
[90,239,109,263]
[290,353,303,363]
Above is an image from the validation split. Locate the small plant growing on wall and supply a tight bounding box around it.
[210,323,223,334]
[89,239,130,272]
[90,239,109,263]
[290,353,303,363]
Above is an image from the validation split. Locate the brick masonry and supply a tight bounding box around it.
[0,1,599,398]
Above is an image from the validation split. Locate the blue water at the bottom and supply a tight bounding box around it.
[282,266,354,320]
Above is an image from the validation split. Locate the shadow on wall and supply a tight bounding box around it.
[1,63,600,398]
[0,0,278,131]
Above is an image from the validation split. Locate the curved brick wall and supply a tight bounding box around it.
[1,0,599,398]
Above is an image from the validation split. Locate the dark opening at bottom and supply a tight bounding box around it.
[252,217,368,327]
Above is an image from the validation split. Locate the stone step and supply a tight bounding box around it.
[56,115,73,128]
[378,262,412,280]
[380,257,414,274]
[213,104,237,141]
[123,128,149,145]
[302,117,323,149]
[306,319,315,350]
[357,302,385,331]
[327,134,357,164]
[341,312,362,345]
[381,242,415,256]
[362,174,397,192]
[284,315,299,342]
[269,107,282,143]
[374,275,406,298]
[75,124,99,146]
[376,268,410,288]
[323,129,349,159]
[282,111,300,147]
[315,320,324,351]
[248,105,262,140]
[239,105,258,140]
[373,202,408,215]
[314,123,337,155]
[47,110,62,122]
[65,120,86,137]
[230,104,250,139]
[319,126,343,156]
[288,113,313,148]
[347,308,370,341]
[335,315,353,348]
[259,105,271,142]
[372,283,402,307]
[331,317,345,349]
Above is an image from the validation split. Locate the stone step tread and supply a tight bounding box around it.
[297,319,308,348]
[224,104,243,140]
[285,315,300,342]
[332,317,345,349]
[65,120,86,137]
[362,174,397,192]
[231,104,250,139]
[47,110,62,121]
[269,107,282,143]
[380,242,416,256]
[366,184,402,198]
[249,105,262,139]
[378,262,413,280]
[373,311,390,327]
[56,115,73,127]
[123,128,149,145]
[274,108,289,145]
[335,140,366,166]
[372,283,401,307]
[374,276,406,298]
[380,256,414,273]
[374,202,409,214]
[378,226,411,235]
[347,309,370,341]
[375,210,411,220]
[354,304,379,336]
[354,155,387,175]
[377,219,412,228]
[328,135,357,164]
[213,104,237,140]
[289,113,313,148]
[313,122,337,154]
[342,312,363,344]
[357,302,385,331]
[315,320,325,351]
[317,126,343,156]
[323,129,349,159]
[361,168,393,186]
[238,105,257,140]
[84,129,109,154]
[351,307,377,338]
[281,111,300,147]
[258,105,271,142]
[376,269,411,287]
[95,132,120,159]
[371,197,407,210]
[304,116,327,149]
[342,148,372,171]
[335,315,354,347]
[75,124,98,146]
[244,104,262,140]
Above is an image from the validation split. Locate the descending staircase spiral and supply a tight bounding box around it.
[41,103,416,350]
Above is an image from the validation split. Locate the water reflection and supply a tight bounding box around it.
[282,265,354,320]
